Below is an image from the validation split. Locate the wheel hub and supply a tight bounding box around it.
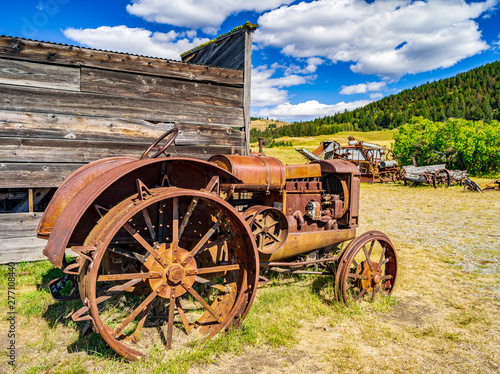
[358,261,381,291]
[143,244,197,298]
[167,264,185,284]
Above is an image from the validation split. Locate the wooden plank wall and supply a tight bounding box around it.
[0,36,247,263]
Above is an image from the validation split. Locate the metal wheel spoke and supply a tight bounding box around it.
[352,259,359,268]
[380,258,390,266]
[123,222,168,268]
[172,197,179,260]
[130,303,152,343]
[183,284,222,323]
[158,200,166,243]
[253,220,264,230]
[114,283,165,337]
[253,228,264,235]
[197,264,240,275]
[368,240,375,257]
[141,207,157,243]
[178,197,199,239]
[166,287,176,349]
[354,285,370,301]
[378,246,387,266]
[266,220,280,230]
[381,275,393,281]
[198,236,229,254]
[108,247,145,263]
[258,234,264,252]
[97,272,163,282]
[362,245,373,267]
[266,231,280,243]
[347,272,369,280]
[96,279,143,305]
[175,298,192,335]
[182,220,222,265]
[195,276,229,292]
[371,285,379,301]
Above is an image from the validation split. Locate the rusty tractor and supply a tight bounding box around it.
[38,129,398,360]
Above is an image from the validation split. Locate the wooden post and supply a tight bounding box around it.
[28,188,34,212]
[243,29,253,156]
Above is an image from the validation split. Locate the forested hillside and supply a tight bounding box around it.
[251,61,500,142]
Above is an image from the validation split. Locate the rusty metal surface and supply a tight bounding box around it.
[77,187,258,360]
[300,138,398,183]
[43,158,242,268]
[284,163,322,179]
[37,157,135,239]
[243,205,288,254]
[40,129,398,360]
[209,154,285,191]
[336,231,397,304]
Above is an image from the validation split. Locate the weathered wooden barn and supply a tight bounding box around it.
[0,23,256,263]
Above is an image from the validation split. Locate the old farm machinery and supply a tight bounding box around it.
[400,164,469,188]
[38,129,397,361]
[297,137,399,183]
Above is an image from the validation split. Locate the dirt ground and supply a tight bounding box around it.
[189,183,500,374]
[1,183,499,373]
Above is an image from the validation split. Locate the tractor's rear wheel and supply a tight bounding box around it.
[78,187,258,360]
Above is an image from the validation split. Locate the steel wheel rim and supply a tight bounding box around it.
[339,231,397,304]
[82,187,258,360]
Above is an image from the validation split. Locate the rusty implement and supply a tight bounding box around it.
[296,137,399,183]
[401,164,465,188]
[38,130,398,361]
[483,178,500,191]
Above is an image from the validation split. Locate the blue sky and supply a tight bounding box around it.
[1,0,499,122]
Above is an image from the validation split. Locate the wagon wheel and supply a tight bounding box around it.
[243,206,288,254]
[399,168,407,185]
[433,168,450,188]
[336,231,397,304]
[78,187,258,360]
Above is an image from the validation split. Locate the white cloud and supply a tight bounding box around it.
[126,0,294,34]
[340,81,387,95]
[251,65,316,107]
[257,99,371,121]
[63,26,209,60]
[255,0,498,79]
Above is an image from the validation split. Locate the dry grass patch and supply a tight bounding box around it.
[0,184,498,373]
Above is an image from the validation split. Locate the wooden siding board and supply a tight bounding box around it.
[0,139,246,188]
[0,110,244,146]
[80,67,243,108]
[0,163,85,188]
[0,85,244,126]
[0,212,43,238]
[0,237,47,264]
[0,58,80,91]
[0,135,244,163]
[0,36,243,86]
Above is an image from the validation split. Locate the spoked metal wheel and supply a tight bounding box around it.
[336,231,397,304]
[243,206,288,254]
[433,168,451,188]
[78,187,258,360]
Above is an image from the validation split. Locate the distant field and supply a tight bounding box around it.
[250,129,397,165]
[250,119,291,131]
